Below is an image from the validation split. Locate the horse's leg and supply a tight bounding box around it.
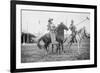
[63,41,71,53]
[43,47,47,55]
[59,43,62,53]
[46,46,49,53]
[61,43,65,53]
[68,42,72,49]
[52,44,54,53]
[56,44,60,53]
[62,44,63,52]
[44,45,48,55]
[58,43,61,54]
[58,43,63,54]
[77,41,80,54]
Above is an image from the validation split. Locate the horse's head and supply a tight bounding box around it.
[82,26,90,39]
[58,22,68,31]
[77,26,89,39]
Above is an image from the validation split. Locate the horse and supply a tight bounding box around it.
[37,22,68,54]
[55,22,68,53]
[64,26,89,54]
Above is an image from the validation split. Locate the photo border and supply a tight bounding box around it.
[10,0,97,72]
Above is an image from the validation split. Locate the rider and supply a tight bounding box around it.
[69,20,77,43]
[47,18,58,44]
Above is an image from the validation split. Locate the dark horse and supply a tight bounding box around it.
[37,22,68,53]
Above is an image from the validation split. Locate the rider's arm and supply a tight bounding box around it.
[47,23,51,30]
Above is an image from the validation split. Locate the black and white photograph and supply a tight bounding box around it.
[21,10,90,63]
[11,1,97,72]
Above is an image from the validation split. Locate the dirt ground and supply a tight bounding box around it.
[21,39,90,63]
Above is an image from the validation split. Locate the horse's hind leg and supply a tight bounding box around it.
[43,47,48,55]
[63,42,71,53]
[77,41,81,54]
[44,45,49,55]
[59,44,62,54]
[56,43,60,54]
[56,44,59,54]
[68,42,72,49]
[61,44,65,53]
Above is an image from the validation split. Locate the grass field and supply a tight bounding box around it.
[21,38,90,63]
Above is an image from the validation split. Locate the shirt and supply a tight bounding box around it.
[69,25,76,32]
[47,23,56,32]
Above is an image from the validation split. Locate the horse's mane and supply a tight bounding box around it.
[77,27,85,34]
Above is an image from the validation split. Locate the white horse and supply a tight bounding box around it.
[64,26,89,54]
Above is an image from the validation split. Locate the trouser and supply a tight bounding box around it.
[71,32,76,43]
[50,31,57,44]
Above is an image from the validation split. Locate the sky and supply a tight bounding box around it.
[22,10,90,37]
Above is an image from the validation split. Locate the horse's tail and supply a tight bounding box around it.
[37,37,43,49]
